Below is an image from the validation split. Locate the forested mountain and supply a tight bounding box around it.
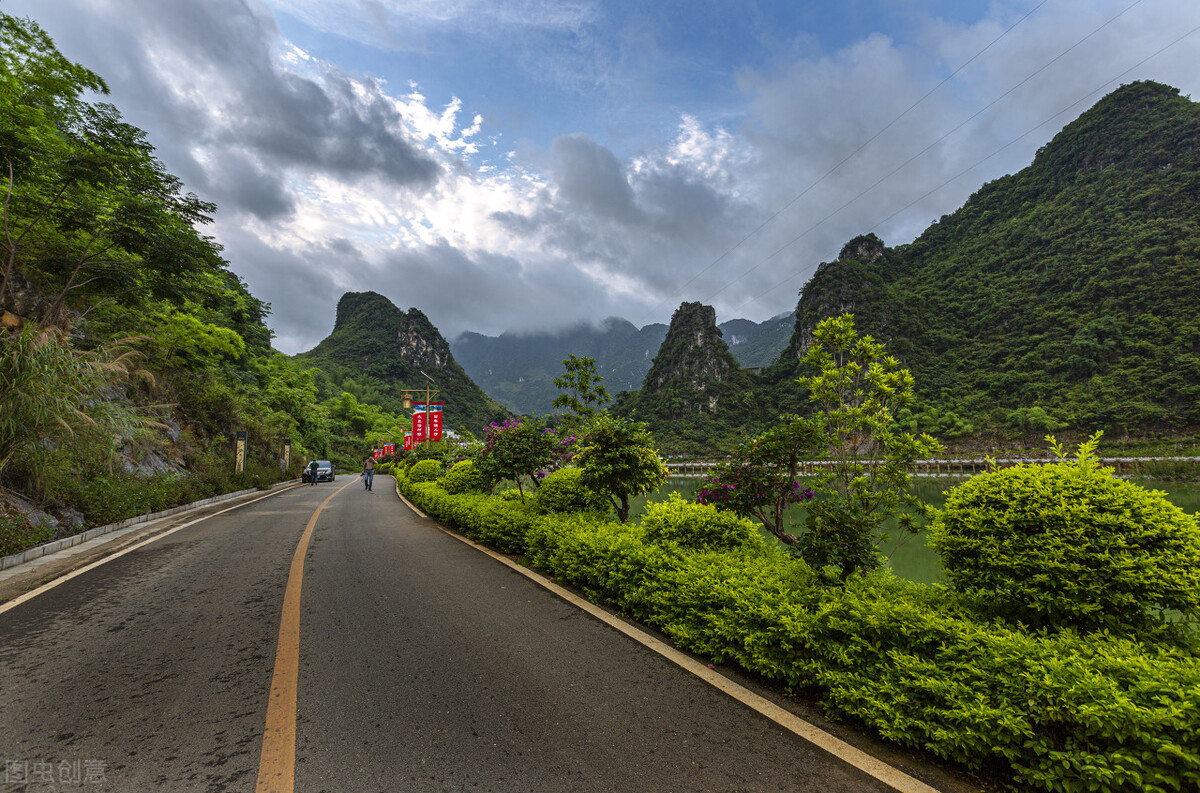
[609,81,1200,453]
[451,318,667,415]
[0,15,408,550]
[721,312,794,368]
[612,302,757,453]
[451,313,789,415]
[297,292,509,432]
[761,80,1200,439]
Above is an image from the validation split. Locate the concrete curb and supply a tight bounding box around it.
[390,478,947,793]
[1,479,298,571]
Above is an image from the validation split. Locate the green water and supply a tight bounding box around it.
[634,478,1200,585]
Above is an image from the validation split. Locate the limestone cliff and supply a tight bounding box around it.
[612,302,758,453]
[297,291,509,431]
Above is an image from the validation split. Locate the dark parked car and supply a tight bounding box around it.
[306,460,335,482]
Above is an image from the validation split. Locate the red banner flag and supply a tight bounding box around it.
[373,448,384,459]
[383,442,396,456]
[403,433,412,451]
[412,406,427,443]
[429,403,444,441]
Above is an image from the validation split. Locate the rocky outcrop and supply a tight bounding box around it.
[609,301,761,453]
[781,233,892,363]
[644,302,746,404]
[297,291,509,430]
[0,272,53,323]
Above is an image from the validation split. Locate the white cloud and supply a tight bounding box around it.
[9,0,1200,354]
[261,0,601,65]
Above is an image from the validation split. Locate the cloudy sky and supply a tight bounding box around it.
[6,0,1199,353]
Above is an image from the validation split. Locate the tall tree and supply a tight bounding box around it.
[552,354,609,429]
[0,13,227,327]
[799,314,942,582]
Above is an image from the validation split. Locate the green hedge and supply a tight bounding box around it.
[534,466,606,514]
[395,474,1200,792]
[408,459,442,483]
[401,474,536,554]
[440,459,487,495]
[640,492,763,552]
[929,459,1200,636]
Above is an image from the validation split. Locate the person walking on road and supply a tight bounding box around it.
[307,460,319,485]
[362,456,375,491]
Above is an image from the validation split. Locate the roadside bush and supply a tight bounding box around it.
[467,497,537,553]
[529,508,1200,793]
[534,467,604,514]
[441,460,486,495]
[403,479,534,553]
[0,512,53,557]
[395,472,1200,792]
[408,459,442,483]
[641,493,763,552]
[527,513,670,611]
[929,440,1200,636]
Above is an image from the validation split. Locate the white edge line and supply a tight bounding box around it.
[393,486,943,793]
[0,487,297,617]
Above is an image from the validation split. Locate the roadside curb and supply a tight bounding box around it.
[1,479,299,572]
[391,480,947,793]
[0,482,307,614]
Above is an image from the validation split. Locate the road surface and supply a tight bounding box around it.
[0,477,945,792]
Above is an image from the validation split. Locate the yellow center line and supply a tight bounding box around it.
[256,479,355,793]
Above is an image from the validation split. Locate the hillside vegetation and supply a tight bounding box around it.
[0,15,396,553]
[772,81,1200,438]
[296,291,510,432]
[619,81,1200,453]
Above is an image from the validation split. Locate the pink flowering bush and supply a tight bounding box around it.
[477,417,574,501]
[697,419,818,545]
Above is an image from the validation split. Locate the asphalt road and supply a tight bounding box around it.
[0,476,905,792]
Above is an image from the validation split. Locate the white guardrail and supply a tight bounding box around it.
[665,457,1200,478]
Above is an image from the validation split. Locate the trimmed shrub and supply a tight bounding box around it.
[408,459,442,483]
[527,510,1200,793]
[641,492,763,552]
[534,467,604,514]
[929,455,1200,635]
[526,514,671,611]
[403,479,535,554]
[441,460,486,495]
[394,472,1200,792]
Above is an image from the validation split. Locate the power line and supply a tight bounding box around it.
[696,0,1149,310]
[700,0,1147,305]
[726,21,1200,316]
[645,0,1051,317]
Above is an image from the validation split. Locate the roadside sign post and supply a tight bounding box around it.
[400,372,440,449]
[235,431,248,474]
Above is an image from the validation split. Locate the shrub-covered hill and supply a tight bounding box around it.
[449,313,789,417]
[763,80,1200,438]
[613,302,758,454]
[296,291,510,432]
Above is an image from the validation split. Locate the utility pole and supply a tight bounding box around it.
[400,371,439,449]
